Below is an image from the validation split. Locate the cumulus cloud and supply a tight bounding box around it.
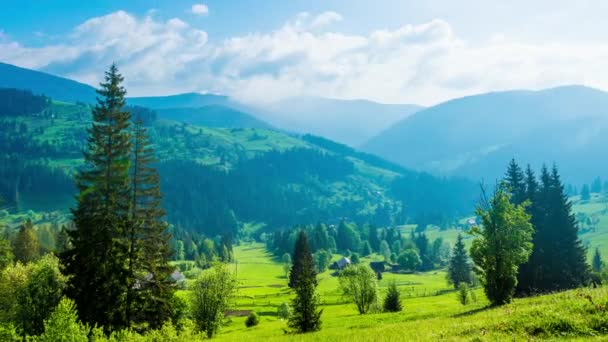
[191,3,209,16]
[2,10,608,105]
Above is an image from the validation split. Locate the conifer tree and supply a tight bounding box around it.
[383,280,402,312]
[504,159,526,206]
[62,64,133,332]
[447,234,471,289]
[130,119,175,329]
[13,219,39,263]
[288,231,322,333]
[592,247,603,273]
[368,224,380,252]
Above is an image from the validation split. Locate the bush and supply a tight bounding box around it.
[37,297,88,342]
[383,280,402,312]
[245,312,259,328]
[277,302,291,320]
[457,283,470,306]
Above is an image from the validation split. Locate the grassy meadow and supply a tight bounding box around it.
[177,243,608,341]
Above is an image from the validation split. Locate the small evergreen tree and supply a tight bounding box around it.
[504,159,526,206]
[592,247,603,273]
[457,283,470,306]
[383,280,402,312]
[288,231,322,333]
[282,253,292,279]
[581,184,591,201]
[447,234,471,289]
[13,219,39,263]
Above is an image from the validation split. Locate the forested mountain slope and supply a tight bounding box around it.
[364,85,608,183]
[0,88,477,236]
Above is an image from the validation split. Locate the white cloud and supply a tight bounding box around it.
[2,10,608,105]
[191,3,209,16]
[311,11,343,29]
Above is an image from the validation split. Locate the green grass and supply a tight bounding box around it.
[201,243,608,341]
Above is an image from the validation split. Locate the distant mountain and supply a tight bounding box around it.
[156,105,273,129]
[363,85,608,184]
[254,97,422,147]
[127,93,232,109]
[0,62,97,103]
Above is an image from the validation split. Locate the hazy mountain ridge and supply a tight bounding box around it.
[364,85,608,183]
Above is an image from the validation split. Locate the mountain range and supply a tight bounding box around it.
[364,85,608,184]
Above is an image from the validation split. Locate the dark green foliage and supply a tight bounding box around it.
[581,184,591,201]
[62,64,133,332]
[448,234,471,289]
[12,219,39,263]
[351,253,360,264]
[313,249,331,273]
[367,225,380,252]
[0,88,50,116]
[130,119,175,329]
[471,185,534,306]
[414,232,433,271]
[288,231,322,333]
[504,159,526,206]
[457,283,471,306]
[397,249,421,271]
[383,280,402,312]
[289,231,317,289]
[245,312,259,328]
[592,248,603,273]
[360,241,372,256]
[516,165,591,295]
[336,221,361,253]
[0,237,12,270]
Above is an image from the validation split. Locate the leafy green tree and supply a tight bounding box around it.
[61,64,133,332]
[338,264,378,314]
[397,248,421,271]
[379,240,391,261]
[245,312,259,327]
[360,241,372,256]
[457,283,470,306]
[447,234,471,288]
[592,247,603,273]
[12,219,39,263]
[288,231,322,333]
[37,298,88,342]
[313,249,331,273]
[0,237,13,270]
[470,185,534,306]
[310,223,330,252]
[277,302,290,320]
[130,118,175,329]
[383,280,402,312]
[282,253,292,279]
[191,262,237,338]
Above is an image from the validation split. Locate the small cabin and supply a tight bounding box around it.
[330,256,351,270]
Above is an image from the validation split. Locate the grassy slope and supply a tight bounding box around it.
[182,243,608,341]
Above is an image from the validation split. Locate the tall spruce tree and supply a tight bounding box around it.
[504,159,527,206]
[515,165,590,295]
[288,231,322,333]
[62,64,133,332]
[13,219,40,263]
[447,234,471,289]
[130,119,175,329]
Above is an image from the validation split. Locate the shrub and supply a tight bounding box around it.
[277,302,291,320]
[383,280,402,312]
[245,312,259,328]
[37,297,88,342]
[457,283,470,306]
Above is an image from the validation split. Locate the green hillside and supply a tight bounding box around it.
[0,89,477,236]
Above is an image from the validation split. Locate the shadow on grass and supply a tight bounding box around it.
[451,305,492,318]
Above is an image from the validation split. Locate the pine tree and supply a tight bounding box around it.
[61,64,133,332]
[13,219,40,263]
[130,119,175,329]
[515,165,539,295]
[592,247,603,273]
[504,159,526,206]
[383,280,402,312]
[288,231,322,333]
[516,165,590,295]
[447,234,471,289]
[289,231,318,288]
[367,225,380,252]
[581,184,591,201]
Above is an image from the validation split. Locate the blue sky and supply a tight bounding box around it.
[1,1,608,105]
